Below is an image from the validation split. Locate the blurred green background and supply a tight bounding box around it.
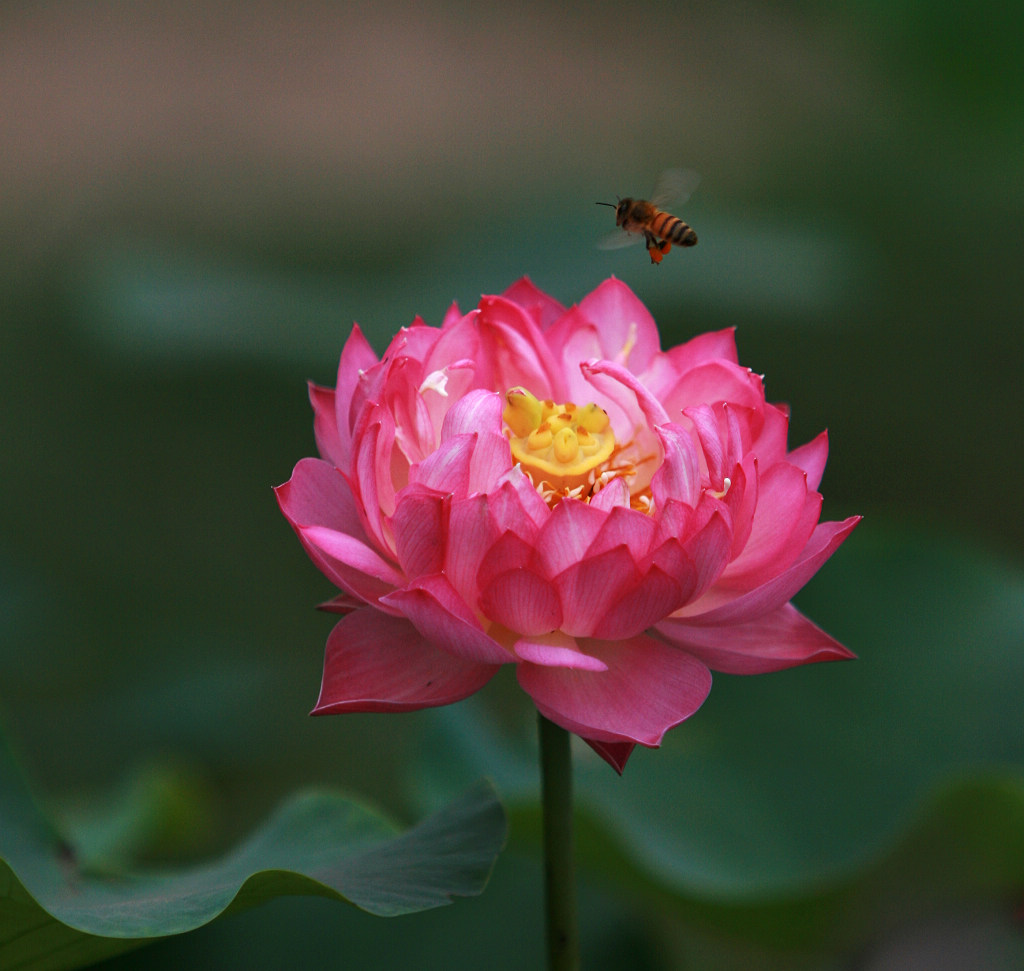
[2,0,1023,967]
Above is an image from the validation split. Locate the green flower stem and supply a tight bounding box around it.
[538,714,580,971]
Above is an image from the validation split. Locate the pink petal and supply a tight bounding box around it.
[487,471,550,537]
[676,515,861,625]
[546,305,604,405]
[317,592,364,614]
[644,537,698,603]
[651,423,702,509]
[480,567,563,636]
[333,324,380,468]
[586,504,656,559]
[583,739,636,773]
[751,402,791,461]
[684,402,726,489]
[590,475,631,512]
[313,610,498,714]
[412,431,512,499]
[581,357,671,428]
[518,633,712,746]
[301,525,405,588]
[309,382,344,469]
[721,462,820,587]
[445,494,501,604]
[390,486,447,577]
[275,457,368,542]
[663,327,738,371]
[439,388,504,440]
[553,545,641,638]
[660,360,765,418]
[787,430,829,492]
[595,566,683,640]
[476,530,536,591]
[351,413,396,553]
[577,276,661,373]
[477,294,562,397]
[513,631,607,671]
[412,433,475,496]
[383,356,440,465]
[502,276,567,331]
[683,506,734,603]
[382,575,512,666]
[655,602,856,674]
[426,311,484,382]
[533,498,608,577]
[722,455,757,558]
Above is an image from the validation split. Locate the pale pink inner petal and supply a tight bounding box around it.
[589,475,631,512]
[513,631,607,671]
[477,294,562,396]
[440,388,504,440]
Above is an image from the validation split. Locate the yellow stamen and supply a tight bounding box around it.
[504,388,628,505]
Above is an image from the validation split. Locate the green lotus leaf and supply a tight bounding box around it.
[0,734,506,971]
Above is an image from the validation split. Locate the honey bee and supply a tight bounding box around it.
[597,168,699,264]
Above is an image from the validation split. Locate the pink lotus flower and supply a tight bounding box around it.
[276,277,858,772]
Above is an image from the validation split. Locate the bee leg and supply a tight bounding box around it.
[644,231,664,264]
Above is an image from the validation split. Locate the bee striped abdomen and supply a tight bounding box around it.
[651,210,697,246]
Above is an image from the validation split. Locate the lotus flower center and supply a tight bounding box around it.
[503,388,618,500]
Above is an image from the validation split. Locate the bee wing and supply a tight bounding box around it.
[650,168,701,209]
[597,228,642,250]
